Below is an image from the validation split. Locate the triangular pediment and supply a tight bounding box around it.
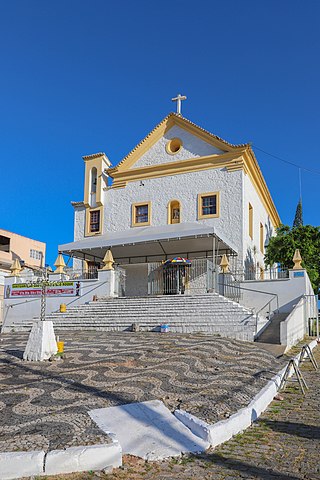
[109,113,248,174]
[107,114,280,228]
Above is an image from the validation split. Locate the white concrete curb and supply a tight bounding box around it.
[175,339,318,446]
[0,450,45,480]
[45,442,122,476]
[0,441,122,480]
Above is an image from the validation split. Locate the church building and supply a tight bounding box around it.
[59,101,280,296]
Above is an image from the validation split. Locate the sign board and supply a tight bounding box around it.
[293,271,305,278]
[5,281,81,298]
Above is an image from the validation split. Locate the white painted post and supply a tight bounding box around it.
[96,269,117,298]
[23,320,58,361]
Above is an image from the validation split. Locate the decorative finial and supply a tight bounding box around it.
[102,249,114,271]
[292,249,303,270]
[10,259,22,276]
[171,93,187,116]
[220,254,229,274]
[54,253,66,274]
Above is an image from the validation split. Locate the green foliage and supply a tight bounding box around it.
[293,200,303,228]
[265,224,320,293]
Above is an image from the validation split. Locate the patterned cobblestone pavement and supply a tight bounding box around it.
[45,344,320,480]
[0,331,284,453]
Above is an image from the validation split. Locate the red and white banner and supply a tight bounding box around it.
[6,281,80,298]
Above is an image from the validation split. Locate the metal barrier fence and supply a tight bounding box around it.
[218,273,242,303]
[305,294,319,337]
[64,268,98,280]
[230,266,289,282]
[8,267,100,282]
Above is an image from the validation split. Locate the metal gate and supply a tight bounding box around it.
[148,259,216,295]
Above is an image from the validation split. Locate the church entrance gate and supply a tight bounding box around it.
[147,258,216,296]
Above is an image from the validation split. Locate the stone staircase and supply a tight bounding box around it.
[6,294,263,342]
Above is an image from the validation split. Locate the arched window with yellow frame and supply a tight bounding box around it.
[168,200,181,224]
[90,167,97,207]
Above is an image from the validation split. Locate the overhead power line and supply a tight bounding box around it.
[252,144,320,176]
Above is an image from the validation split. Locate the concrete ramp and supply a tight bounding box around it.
[89,400,209,460]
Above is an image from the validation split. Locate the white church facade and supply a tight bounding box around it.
[59,111,280,296]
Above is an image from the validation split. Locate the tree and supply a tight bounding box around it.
[265,224,320,293]
[293,200,303,228]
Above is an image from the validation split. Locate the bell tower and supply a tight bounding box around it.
[83,152,111,236]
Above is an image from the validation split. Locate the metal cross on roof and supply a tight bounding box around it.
[172,93,187,116]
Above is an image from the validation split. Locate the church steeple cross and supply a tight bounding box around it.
[171,93,187,116]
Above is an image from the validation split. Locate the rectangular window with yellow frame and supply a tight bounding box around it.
[249,203,253,239]
[90,210,100,233]
[197,192,220,219]
[132,202,151,227]
[85,206,103,236]
[260,222,264,252]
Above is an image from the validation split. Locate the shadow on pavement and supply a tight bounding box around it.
[5,349,24,359]
[261,419,320,440]
[198,452,301,480]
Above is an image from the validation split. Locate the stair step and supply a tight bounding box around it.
[4,293,263,343]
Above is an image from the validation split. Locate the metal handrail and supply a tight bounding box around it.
[218,272,279,334]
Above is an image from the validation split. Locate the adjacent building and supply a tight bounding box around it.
[0,229,46,318]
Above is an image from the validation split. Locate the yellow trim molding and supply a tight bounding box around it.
[197,192,220,220]
[241,148,280,229]
[111,151,245,187]
[110,113,247,173]
[109,147,280,228]
[85,206,103,237]
[131,201,151,227]
[104,114,280,228]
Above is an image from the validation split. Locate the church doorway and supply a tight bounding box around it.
[163,257,191,295]
[86,261,100,279]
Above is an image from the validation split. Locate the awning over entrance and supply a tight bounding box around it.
[59,222,238,263]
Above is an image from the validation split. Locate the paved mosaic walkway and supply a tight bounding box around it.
[0,331,283,453]
[46,344,320,480]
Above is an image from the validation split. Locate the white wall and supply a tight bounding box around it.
[2,282,95,330]
[240,279,288,316]
[243,173,275,272]
[280,297,307,348]
[123,264,148,296]
[133,125,224,169]
[104,168,244,260]
[2,271,117,331]
[72,125,278,272]
[239,269,315,315]
[74,205,86,241]
[72,206,86,270]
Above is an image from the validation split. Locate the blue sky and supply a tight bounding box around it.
[0,0,319,266]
